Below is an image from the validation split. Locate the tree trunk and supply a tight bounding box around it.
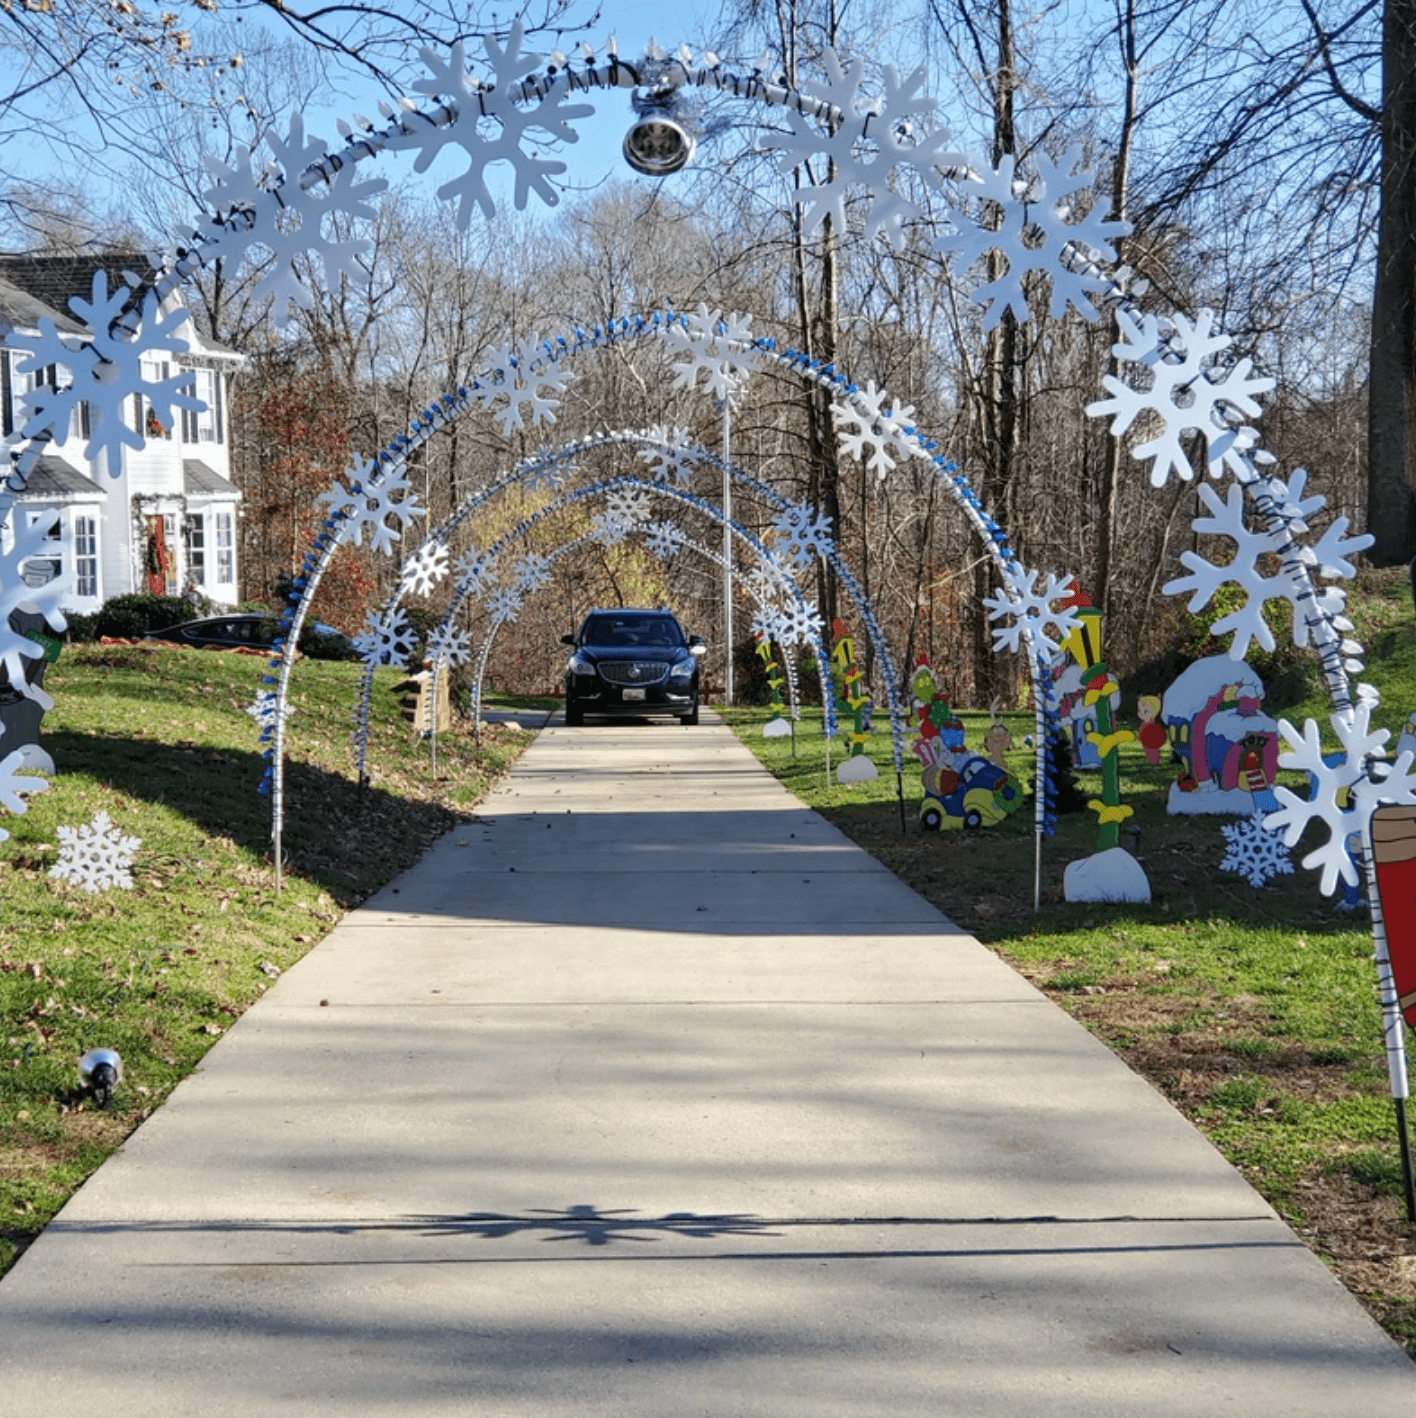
[1369,0,1416,564]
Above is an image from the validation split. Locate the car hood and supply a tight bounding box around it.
[576,645,688,664]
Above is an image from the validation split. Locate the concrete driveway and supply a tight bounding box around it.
[1,711,1412,1415]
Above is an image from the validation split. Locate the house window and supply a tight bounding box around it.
[185,514,206,586]
[162,513,179,593]
[75,516,98,599]
[183,369,222,444]
[140,360,172,439]
[21,509,62,588]
[215,510,234,585]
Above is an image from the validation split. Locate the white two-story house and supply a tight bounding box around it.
[0,253,244,617]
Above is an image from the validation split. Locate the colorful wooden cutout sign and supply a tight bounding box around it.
[830,617,878,784]
[909,653,1020,830]
[1161,655,1278,816]
[1372,805,1416,1026]
[755,632,791,738]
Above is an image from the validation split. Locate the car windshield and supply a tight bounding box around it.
[582,615,684,648]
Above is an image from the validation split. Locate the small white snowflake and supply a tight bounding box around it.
[49,810,141,894]
[1220,812,1296,888]
[937,147,1128,329]
[426,622,472,668]
[352,607,416,668]
[769,499,835,571]
[399,540,452,598]
[604,485,653,529]
[510,552,552,594]
[982,567,1083,656]
[1086,307,1274,486]
[774,600,825,648]
[245,692,295,732]
[320,463,424,557]
[452,549,498,595]
[832,381,925,478]
[486,585,524,621]
[643,520,686,559]
[639,426,697,486]
[474,338,574,434]
[663,304,759,404]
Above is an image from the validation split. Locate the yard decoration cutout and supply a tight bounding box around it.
[829,617,878,785]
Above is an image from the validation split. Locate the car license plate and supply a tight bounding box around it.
[622,688,646,701]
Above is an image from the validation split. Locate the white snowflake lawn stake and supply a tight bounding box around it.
[938,146,1128,330]
[1220,811,1296,888]
[1086,307,1274,486]
[49,811,141,894]
[663,305,758,404]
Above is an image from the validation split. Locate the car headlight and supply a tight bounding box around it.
[568,653,594,676]
[668,657,696,681]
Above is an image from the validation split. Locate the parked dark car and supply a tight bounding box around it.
[562,608,705,726]
[144,614,352,657]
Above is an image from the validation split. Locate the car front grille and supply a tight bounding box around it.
[598,661,670,686]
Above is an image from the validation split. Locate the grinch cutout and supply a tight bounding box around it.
[1161,656,1278,815]
[756,633,792,739]
[909,655,1020,830]
[830,617,878,783]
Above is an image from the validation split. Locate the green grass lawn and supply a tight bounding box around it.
[0,643,543,1276]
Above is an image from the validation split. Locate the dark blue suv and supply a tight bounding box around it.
[562,609,705,726]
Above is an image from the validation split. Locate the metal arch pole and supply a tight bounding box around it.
[722,398,734,707]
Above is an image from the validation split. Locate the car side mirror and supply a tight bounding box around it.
[688,635,707,658]
[561,633,576,647]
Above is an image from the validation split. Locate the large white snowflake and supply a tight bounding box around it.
[426,621,471,668]
[1220,811,1296,888]
[937,147,1128,330]
[196,114,389,328]
[0,508,68,708]
[639,427,697,486]
[1162,481,1373,658]
[769,499,835,571]
[982,567,1083,656]
[643,520,686,559]
[1264,706,1416,896]
[49,810,141,894]
[1087,307,1275,486]
[759,50,968,249]
[352,607,416,668]
[475,338,574,434]
[663,305,759,404]
[395,28,595,225]
[399,540,451,598]
[0,746,49,842]
[832,381,926,478]
[319,462,424,556]
[12,272,202,480]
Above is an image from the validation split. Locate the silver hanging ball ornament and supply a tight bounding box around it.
[78,1047,123,1110]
